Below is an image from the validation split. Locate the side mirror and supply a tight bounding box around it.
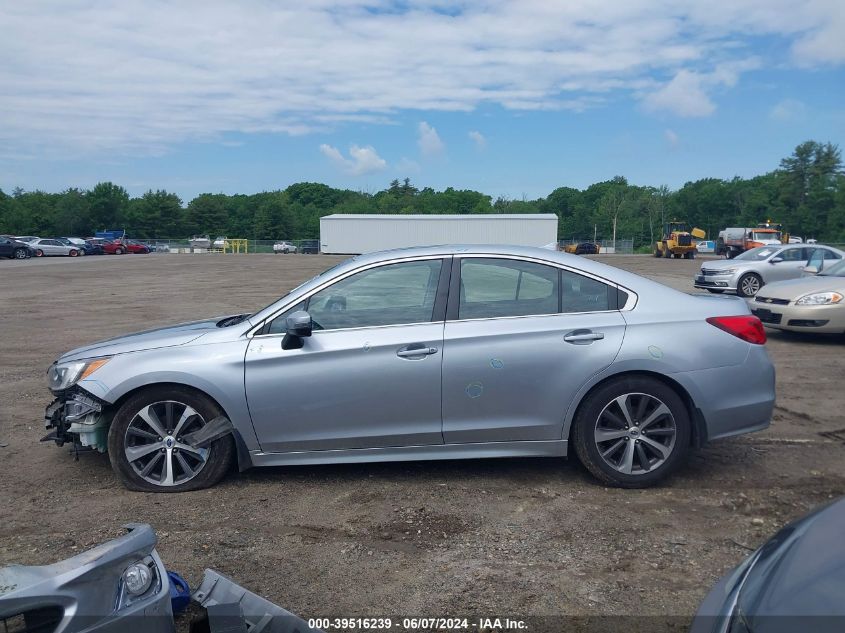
[769,257,783,264]
[803,265,819,276]
[282,310,312,350]
[286,310,313,337]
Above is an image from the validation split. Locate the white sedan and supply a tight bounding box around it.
[30,238,82,257]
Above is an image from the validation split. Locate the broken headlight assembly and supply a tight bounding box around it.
[47,357,111,392]
[116,557,160,610]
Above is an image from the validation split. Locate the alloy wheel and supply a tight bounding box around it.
[740,275,761,297]
[593,393,677,475]
[124,400,209,487]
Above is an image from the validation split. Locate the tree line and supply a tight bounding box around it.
[1,140,843,245]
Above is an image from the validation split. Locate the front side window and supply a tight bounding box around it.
[778,248,806,262]
[459,258,559,319]
[270,259,443,332]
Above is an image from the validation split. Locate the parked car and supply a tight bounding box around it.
[788,236,804,244]
[0,236,34,259]
[55,237,102,256]
[83,240,105,255]
[691,496,845,633]
[212,236,227,249]
[273,240,297,254]
[29,238,82,257]
[564,242,599,255]
[14,235,40,243]
[750,255,845,334]
[123,240,151,254]
[101,240,127,255]
[300,239,319,254]
[694,244,845,297]
[43,245,775,492]
[696,240,716,254]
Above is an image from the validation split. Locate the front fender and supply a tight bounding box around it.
[77,340,261,452]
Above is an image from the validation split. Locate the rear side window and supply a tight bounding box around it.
[459,259,559,319]
[561,270,612,312]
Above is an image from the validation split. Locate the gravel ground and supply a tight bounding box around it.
[1,252,843,629]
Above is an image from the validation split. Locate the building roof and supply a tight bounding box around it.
[320,214,557,220]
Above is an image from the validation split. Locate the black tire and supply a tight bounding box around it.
[572,376,691,488]
[663,246,672,259]
[737,272,763,298]
[706,289,725,294]
[13,248,27,260]
[673,253,682,259]
[653,248,661,258]
[107,385,235,492]
[726,249,735,260]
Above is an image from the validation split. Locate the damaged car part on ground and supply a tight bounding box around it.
[0,524,319,633]
[42,245,776,492]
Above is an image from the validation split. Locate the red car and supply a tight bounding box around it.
[102,239,150,255]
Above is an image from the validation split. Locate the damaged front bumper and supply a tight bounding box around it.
[0,524,173,633]
[0,526,321,633]
[43,389,111,453]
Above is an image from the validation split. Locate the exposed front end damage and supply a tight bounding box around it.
[43,388,113,454]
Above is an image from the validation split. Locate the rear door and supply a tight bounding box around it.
[0,238,11,257]
[441,256,626,444]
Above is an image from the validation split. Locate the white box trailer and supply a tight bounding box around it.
[319,214,558,254]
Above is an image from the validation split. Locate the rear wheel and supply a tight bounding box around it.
[35,249,44,257]
[572,376,691,488]
[653,247,661,258]
[108,386,235,492]
[738,273,762,298]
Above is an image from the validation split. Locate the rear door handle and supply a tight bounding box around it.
[397,344,439,358]
[564,330,605,344]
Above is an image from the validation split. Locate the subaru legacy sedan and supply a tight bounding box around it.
[43,245,775,492]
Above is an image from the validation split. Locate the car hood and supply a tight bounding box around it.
[700,259,759,272]
[58,317,233,362]
[755,276,845,300]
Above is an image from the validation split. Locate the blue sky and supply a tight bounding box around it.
[1,1,844,201]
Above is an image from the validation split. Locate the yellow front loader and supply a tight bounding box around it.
[654,221,706,259]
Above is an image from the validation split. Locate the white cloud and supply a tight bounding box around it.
[418,122,444,157]
[664,129,680,148]
[0,1,842,156]
[642,70,716,117]
[769,98,807,122]
[319,143,387,176]
[468,130,487,150]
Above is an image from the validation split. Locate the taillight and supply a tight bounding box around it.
[706,316,767,345]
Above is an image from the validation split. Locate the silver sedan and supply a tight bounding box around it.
[694,244,845,297]
[43,245,775,492]
[30,238,82,257]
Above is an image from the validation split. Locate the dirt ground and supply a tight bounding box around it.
[1,253,844,628]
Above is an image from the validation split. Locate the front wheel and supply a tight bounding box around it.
[115,248,124,255]
[738,273,762,298]
[13,248,27,260]
[572,376,691,488]
[69,249,78,257]
[107,386,235,492]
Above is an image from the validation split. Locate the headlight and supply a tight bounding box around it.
[707,268,735,275]
[795,292,843,305]
[47,357,111,391]
[122,562,153,595]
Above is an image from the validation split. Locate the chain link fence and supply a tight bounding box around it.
[143,238,319,254]
[558,238,635,254]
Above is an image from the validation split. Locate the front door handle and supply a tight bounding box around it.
[397,344,439,358]
[564,330,605,344]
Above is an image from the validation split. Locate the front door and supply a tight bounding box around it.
[245,257,448,453]
[441,257,626,444]
[767,247,810,282]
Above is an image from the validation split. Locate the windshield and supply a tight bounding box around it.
[734,247,779,261]
[820,260,845,277]
[752,231,780,241]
